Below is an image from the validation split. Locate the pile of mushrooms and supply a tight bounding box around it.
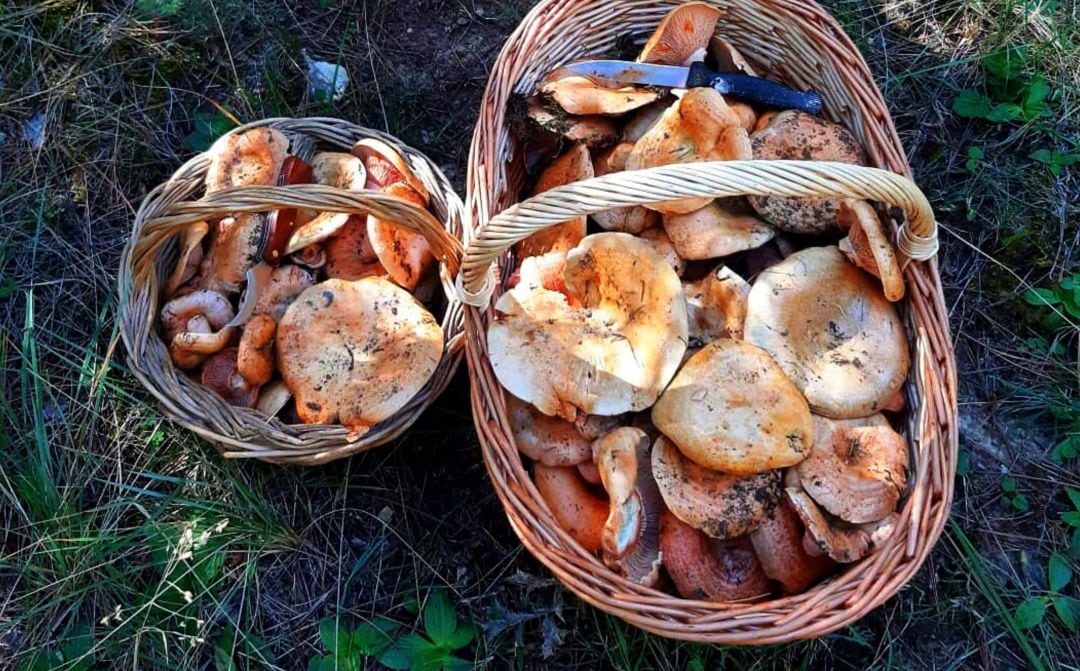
[495,2,912,600]
[158,128,444,439]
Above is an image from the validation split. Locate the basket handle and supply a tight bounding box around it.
[136,183,463,276]
[457,160,938,308]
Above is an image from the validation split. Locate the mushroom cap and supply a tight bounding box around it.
[365,182,436,290]
[837,199,905,302]
[198,214,267,293]
[276,278,443,436]
[533,464,608,553]
[489,233,688,419]
[652,435,780,538]
[255,379,292,418]
[527,97,618,148]
[201,347,259,408]
[638,226,686,276]
[796,414,908,524]
[726,99,757,132]
[621,98,673,143]
[660,507,771,602]
[683,265,751,344]
[627,88,752,214]
[707,36,757,76]
[161,289,235,342]
[638,3,723,66]
[540,75,660,116]
[290,243,326,270]
[204,127,288,194]
[785,487,871,563]
[508,251,576,306]
[514,144,593,259]
[651,339,813,474]
[744,246,910,418]
[506,394,619,467]
[591,143,659,234]
[662,198,775,260]
[285,152,368,254]
[324,215,384,281]
[577,460,603,485]
[748,111,866,234]
[749,498,835,593]
[594,427,663,586]
[252,265,315,321]
[237,314,276,386]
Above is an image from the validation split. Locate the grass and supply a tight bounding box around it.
[1,0,1079,669]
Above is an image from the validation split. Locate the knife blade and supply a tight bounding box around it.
[560,60,822,115]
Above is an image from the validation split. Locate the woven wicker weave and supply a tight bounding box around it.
[119,117,466,465]
[460,0,958,643]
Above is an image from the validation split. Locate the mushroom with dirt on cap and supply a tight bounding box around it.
[488,232,688,421]
[651,339,813,474]
[593,427,663,586]
[276,277,443,437]
[651,435,780,539]
[796,414,909,524]
[744,246,910,419]
[748,111,866,234]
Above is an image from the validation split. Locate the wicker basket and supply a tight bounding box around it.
[119,117,466,466]
[459,0,958,643]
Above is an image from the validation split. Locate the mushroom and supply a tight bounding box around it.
[785,487,886,563]
[662,199,774,260]
[748,111,867,234]
[527,97,618,148]
[353,140,436,291]
[507,251,577,306]
[744,246,910,418]
[652,436,780,538]
[204,127,289,194]
[506,394,619,466]
[539,75,660,116]
[707,36,757,76]
[638,3,722,66]
[255,379,292,418]
[590,143,659,234]
[627,88,752,213]
[285,153,368,254]
[276,278,444,436]
[796,414,908,524]
[593,427,663,586]
[251,264,315,321]
[533,463,608,553]
[578,460,603,485]
[651,339,813,474]
[621,98,673,143]
[683,265,751,344]
[749,498,835,594]
[489,233,688,420]
[200,347,259,408]
[237,314,276,386]
[324,216,384,281]
[660,508,771,601]
[160,289,236,369]
[164,221,209,298]
[837,199,905,302]
[638,226,686,276]
[514,143,593,259]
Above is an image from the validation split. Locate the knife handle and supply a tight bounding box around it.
[686,62,823,115]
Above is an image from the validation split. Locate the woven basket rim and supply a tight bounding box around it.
[118,117,467,466]
[462,0,959,644]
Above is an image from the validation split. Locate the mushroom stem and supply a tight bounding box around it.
[533,464,608,553]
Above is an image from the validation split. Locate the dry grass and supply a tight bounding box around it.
[1,0,1078,669]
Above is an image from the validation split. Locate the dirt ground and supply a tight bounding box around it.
[1,0,1078,670]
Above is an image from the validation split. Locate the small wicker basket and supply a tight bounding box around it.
[119,118,466,466]
[459,0,958,643]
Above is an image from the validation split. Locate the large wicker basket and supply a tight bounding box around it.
[119,118,466,466]
[459,0,958,643]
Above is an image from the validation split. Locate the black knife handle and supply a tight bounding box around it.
[686,62,823,115]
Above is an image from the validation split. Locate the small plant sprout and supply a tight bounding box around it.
[1001,476,1030,512]
[952,46,1052,124]
[965,146,984,171]
[1014,552,1079,632]
[308,616,399,671]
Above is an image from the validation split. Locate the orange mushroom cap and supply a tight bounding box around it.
[533,463,609,553]
[514,143,593,260]
[638,3,723,66]
[660,507,771,602]
[201,347,259,408]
